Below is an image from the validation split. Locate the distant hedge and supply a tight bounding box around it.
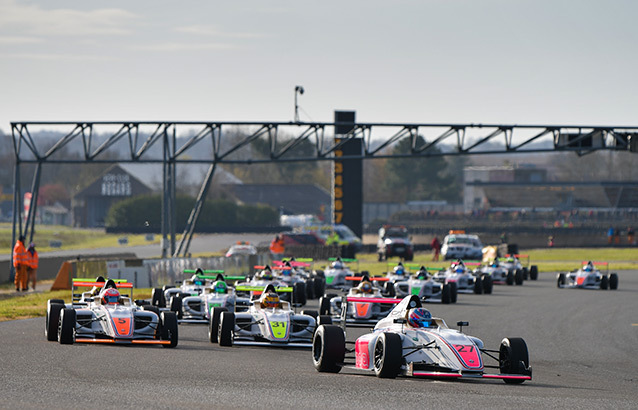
[105,194,279,229]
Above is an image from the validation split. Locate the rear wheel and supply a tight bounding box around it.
[473,277,483,294]
[169,295,183,319]
[441,284,451,304]
[515,269,524,285]
[499,337,530,384]
[522,268,529,281]
[506,271,514,286]
[160,311,178,348]
[318,315,333,325]
[58,308,75,345]
[319,296,332,316]
[529,266,539,280]
[482,275,493,294]
[46,300,64,341]
[609,273,619,290]
[314,277,326,298]
[384,282,396,297]
[449,282,458,304]
[294,282,307,306]
[218,312,235,347]
[142,305,160,316]
[373,333,402,378]
[600,275,609,290]
[557,273,566,288]
[151,288,165,308]
[312,325,345,373]
[306,279,316,300]
[208,307,227,343]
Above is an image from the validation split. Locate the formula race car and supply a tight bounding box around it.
[319,276,402,325]
[500,254,538,281]
[235,265,307,306]
[316,257,362,290]
[167,272,250,324]
[151,268,225,308]
[474,257,524,286]
[210,284,325,348]
[433,260,493,295]
[275,258,326,300]
[312,295,532,383]
[45,277,178,347]
[387,264,457,304]
[557,261,619,290]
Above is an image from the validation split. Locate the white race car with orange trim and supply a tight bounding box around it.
[557,261,619,290]
[45,277,178,348]
[312,295,532,383]
[210,284,326,348]
[433,260,493,295]
[319,276,402,326]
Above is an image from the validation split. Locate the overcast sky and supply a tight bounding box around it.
[1,0,637,134]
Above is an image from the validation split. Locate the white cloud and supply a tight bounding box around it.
[133,41,236,52]
[0,36,42,45]
[0,51,115,61]
[174,25,264,39]
[0,0,139,37]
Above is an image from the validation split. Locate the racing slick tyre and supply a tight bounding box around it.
[209,307,228,343]
[312,325,345,373]
[301,310,319,320]
[58,308,76,345]
[218,312,235,347]
[449,282,458,304]
[318,315,333,325]
[384,281,396,298]
[162,285,175,292]
[151,288,166,308]
[306,278,316,300]
[169,295,183,319]
[609,273,619,290]
[294,282,307,307]
[46,300,64,341]
[314,269,325,278]
[314,277,326,298]
[373,332,402,378]
[529,265,539,281]
[482,275,493,294]
[319,296,332,316]
[473,276,483,295]
[515,269,524,286]
[142,305,160,316]
[557,273,566,288]
[522,267,529,281]
[499,337,530,384]
[506,271,514,286]
[600,275,609,290]
[441,284,452,304]
[160,311,178,348]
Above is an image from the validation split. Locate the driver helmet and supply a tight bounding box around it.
[282,268,293,277]
[191,275,204,286]
[455,266,464,273]
[102,288,121,305]
[358,281,373,293]
[407,308,432,328]
[212,280,228,294]
[260,269,274,281]
[260,292,280,309]
[331,261,344,270]
[416,268,429,280]
[583,263,593,272]
[393,265,406,276]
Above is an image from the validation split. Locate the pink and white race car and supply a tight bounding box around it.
[312,295,532,383]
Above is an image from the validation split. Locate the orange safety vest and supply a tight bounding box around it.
[270,238,285,254]
[13,241,27,268]
[27,249,38,269]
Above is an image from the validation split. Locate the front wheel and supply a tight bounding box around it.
[449,282,458,304]
[515,269,524,285]
[319,296,332,316]
[169,295,183,319]
[506,271,514,286]
[209,307,227,343]
[218,312,235,347]
[58,308,76,345]
[609,273,619,290]
[557,273,566,288]
[46,300,64,341]
[312,325,345,373]
[482,275,493,294]
[160,311,178,348]
[529,266,538,280]
[473,277,483,294]
[499,337,530,384]
[441,284,451,304]
[294,282,307,307]
[151,288,166,308]
[600,275,609,290]
[373,332,402,378]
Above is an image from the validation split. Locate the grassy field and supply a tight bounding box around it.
[0,247,635,322]
[0,223,161,255]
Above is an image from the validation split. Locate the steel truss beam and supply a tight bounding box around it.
[9,121,637,268]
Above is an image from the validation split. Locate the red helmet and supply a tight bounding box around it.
[102,288,120,305]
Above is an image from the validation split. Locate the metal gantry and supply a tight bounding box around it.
[9,120,637,269]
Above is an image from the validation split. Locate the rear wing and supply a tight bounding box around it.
[345,276,389,282]
[71,278,133,302]
[235,285,293,293]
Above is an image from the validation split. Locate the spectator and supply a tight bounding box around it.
[430,236,441,261]
[548,235,555,248]
[614,228,621,245]
[13,235,28,291]
[26,243,39,291]
[628,226,635,245]
[325,229,340,246]
[269,235,285,260]
[607,226,614,245]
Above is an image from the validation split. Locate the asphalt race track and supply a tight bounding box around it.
[1,270,637,409]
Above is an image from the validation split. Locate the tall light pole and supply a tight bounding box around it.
[294,85,304,122]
